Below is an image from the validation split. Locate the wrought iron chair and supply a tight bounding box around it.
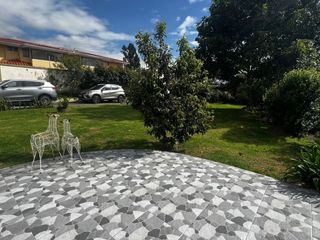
[30,114,62,170]
[61,119,83,164]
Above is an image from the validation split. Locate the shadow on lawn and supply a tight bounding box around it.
[215,107,303,157]
[83,138,160,152]
[73,105,142,122]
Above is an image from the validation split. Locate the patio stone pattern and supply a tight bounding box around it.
[0,150,319,240]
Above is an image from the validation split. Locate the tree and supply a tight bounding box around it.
[197,0,320,105]
[128,22,214,149]
[54,54,86,89]
[121,43,141,69]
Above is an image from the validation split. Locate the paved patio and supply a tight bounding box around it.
[0,150,319,240]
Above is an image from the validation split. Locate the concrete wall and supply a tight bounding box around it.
[0,65,48,81]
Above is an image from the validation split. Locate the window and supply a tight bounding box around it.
[31,49,47,60]
[48,53,55,61]
[23,81,43,87]
[90,84,105,90]
[7,46,18,52]
[81,57,100,67]
[102,87,112,91]
[22,48,30,58]
[5,81,23,88]
[111,86,119,90]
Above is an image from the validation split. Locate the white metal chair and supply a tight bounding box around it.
[30,114,62,170]
[61,119,83,164]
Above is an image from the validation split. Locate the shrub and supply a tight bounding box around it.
[286,140,320,191]
[264,69,320,135]
[56,97,69,113]
[79,65,136,90]
[0,98,10,111]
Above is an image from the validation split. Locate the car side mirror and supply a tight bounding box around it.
[1,85,7,90]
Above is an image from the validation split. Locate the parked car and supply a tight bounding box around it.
[0,79,58,106]
[79,84,126,104]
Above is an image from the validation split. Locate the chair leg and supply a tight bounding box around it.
[50,145,55,160]
[31,143,37,169]
[38,146,44,172]
[69,145,74,166]
[76,143,84,164]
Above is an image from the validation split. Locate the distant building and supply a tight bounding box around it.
[0,37,126,81]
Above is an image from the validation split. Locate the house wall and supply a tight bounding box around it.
[32,59,60,69]
[0,45,5,61]
[0,65,48,81]
[5,48,19,60]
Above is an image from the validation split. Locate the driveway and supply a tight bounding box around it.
[0,150,319,240]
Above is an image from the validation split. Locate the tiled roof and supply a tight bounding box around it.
[0,37,127,65]
[0,59,32,66]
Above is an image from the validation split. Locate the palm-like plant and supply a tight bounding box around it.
[286,140,320,191]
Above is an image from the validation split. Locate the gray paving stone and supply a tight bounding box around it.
[0,149,319,240]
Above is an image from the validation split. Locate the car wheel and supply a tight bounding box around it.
[92,95,101,104]
[38,95,52,107]
[118,95,125,103]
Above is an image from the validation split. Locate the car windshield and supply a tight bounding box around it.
[89,84,104,90]
[0,80,10,86]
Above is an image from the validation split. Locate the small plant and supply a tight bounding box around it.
[0,98,10,111]
[56,97,69,113]
[286,140,320,191]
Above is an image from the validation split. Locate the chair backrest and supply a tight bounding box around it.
[47,114,60,134]
[63,119,72,136]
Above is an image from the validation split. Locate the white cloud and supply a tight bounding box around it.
[176,16,181,21]
[202,7,209,13]
[190,41,199,47]
[189,0,204,4]
[151,18,160,24]
[0,0,132,60]
[177,16,197,36]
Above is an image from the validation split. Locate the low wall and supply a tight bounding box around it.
[0,65,48,81]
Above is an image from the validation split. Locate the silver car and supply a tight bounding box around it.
[80,84,126,104]
[0,79,58,106]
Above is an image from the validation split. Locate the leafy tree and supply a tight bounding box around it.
[53,54,86,89]
[128,22,214,149]
[197,0,320,105]
[121,43,141,69]
[79,64,137,90]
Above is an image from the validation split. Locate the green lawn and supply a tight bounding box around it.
[0,103,308,179]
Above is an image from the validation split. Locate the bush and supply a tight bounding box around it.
[0,98,10,111]
[207,87,234,103]
[264,69,320,135]
[56,97,69,113]
[79,65,136,90]
[286,140,320,191]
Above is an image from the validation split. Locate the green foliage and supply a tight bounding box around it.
[286,140,320,191]
[0,98,10,111]
[79,64,137,90]
[294,39,320,70]
[197,0,320,105]
[121,43,141,69]
[264,69,320,135]
[55,55,86,89]
[129,23,214,149]
[56,97,69,113]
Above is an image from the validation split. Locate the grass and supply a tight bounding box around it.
[0,103,309,179]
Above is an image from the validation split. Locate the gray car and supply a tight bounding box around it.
[80,84,126,104]
[0,79,58,106]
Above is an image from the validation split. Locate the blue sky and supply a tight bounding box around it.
[0,0,211,60]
